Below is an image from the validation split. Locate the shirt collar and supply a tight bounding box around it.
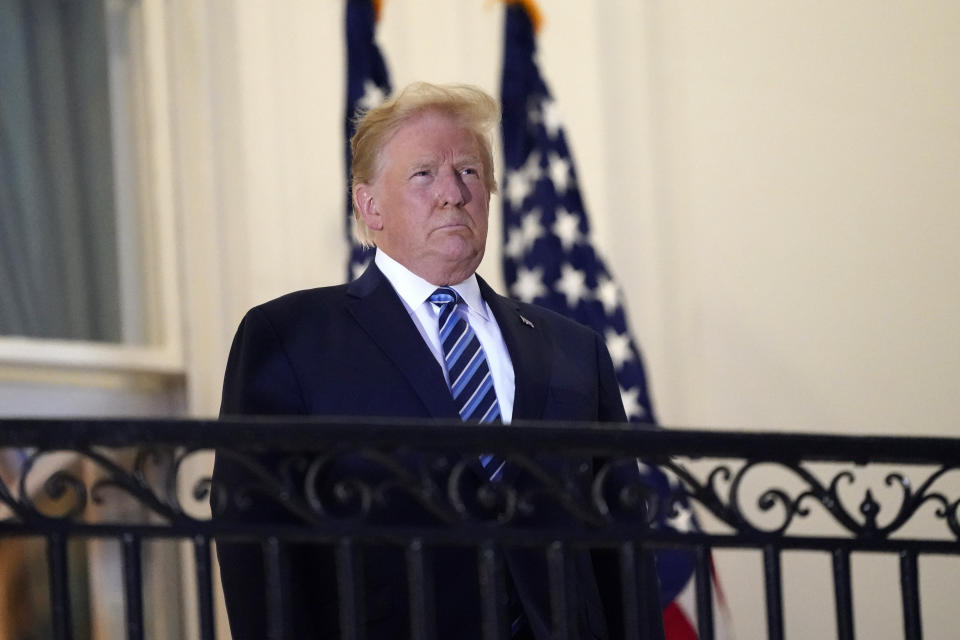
[375,249,488,319]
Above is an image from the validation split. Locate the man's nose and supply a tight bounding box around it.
[435,168,467,207]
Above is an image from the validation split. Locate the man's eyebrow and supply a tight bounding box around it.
[454,155,482,165]
[407,158,436,171]
[407,155,481,170]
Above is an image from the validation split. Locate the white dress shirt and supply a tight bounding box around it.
[374,250,516,423]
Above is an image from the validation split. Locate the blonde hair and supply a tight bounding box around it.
[350,82,500,246]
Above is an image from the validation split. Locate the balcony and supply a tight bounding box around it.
[1,418,958,639]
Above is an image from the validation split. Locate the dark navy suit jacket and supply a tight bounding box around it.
[214,263,664,639]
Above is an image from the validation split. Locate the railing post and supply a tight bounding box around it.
[478,541,508,640]
[763,545,783,640]
[47,532,73,640]
[264,536,291,640]
[695,545,715,640]
[832,548,854,640]
[638,546,659,640]
[336,537,366,640]
[193,534,216,640]
[407,538,437,640]
[900,550,923,640]
[121,533,144,640]
[619,542,641,640]
[547,541,575,640]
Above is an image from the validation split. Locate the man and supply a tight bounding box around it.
[215,82,664,639]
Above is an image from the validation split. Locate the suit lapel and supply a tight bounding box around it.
[478,277,551,421]
[346,263,459,419]
[344,266,550,425]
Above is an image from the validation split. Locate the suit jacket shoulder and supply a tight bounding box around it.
[219,284,348,416]
[220,267,458,419]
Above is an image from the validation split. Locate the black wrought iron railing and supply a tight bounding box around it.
[1,418,958,640]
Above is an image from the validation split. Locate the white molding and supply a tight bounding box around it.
[137,0,184,361]
[0,337,182,376]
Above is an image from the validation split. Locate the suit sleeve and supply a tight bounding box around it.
[214,308,320,640]
[594,330,628,423]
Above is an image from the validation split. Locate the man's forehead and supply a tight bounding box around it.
[385,115,481,159]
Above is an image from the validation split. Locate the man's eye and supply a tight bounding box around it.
[460,168,479,176]
[412,170,430,178]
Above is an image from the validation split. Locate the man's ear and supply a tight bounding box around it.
[353,184,383,232]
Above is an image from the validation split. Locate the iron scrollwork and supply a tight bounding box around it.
[662,457,960,541]
[1,446,195,525]
[2,431,959,543]
[210,447,611,529]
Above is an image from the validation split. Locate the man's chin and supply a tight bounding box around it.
[440,238,483,260]
[431,229,483,253]
[420,246,484,284]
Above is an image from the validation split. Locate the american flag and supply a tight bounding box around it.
[500,3,731,638]
[344,0,391,281]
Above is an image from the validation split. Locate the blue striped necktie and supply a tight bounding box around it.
[428,288,505,479]
[429,290,524,632]
[429,288,501,423]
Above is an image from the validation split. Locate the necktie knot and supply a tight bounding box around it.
[428,287,459,307]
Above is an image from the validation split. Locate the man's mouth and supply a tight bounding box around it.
[435,222,469,231]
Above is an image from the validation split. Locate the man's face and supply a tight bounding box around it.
[358,110,491,285]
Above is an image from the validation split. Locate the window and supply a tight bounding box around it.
[0,0,181,373]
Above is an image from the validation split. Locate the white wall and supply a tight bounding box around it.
[168,1,960,435]
[625,2,960,437]
[135,1,960,638]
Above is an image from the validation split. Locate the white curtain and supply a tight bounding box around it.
[0,0,120,341]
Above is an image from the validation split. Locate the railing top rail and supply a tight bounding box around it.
[1,417,958,465]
